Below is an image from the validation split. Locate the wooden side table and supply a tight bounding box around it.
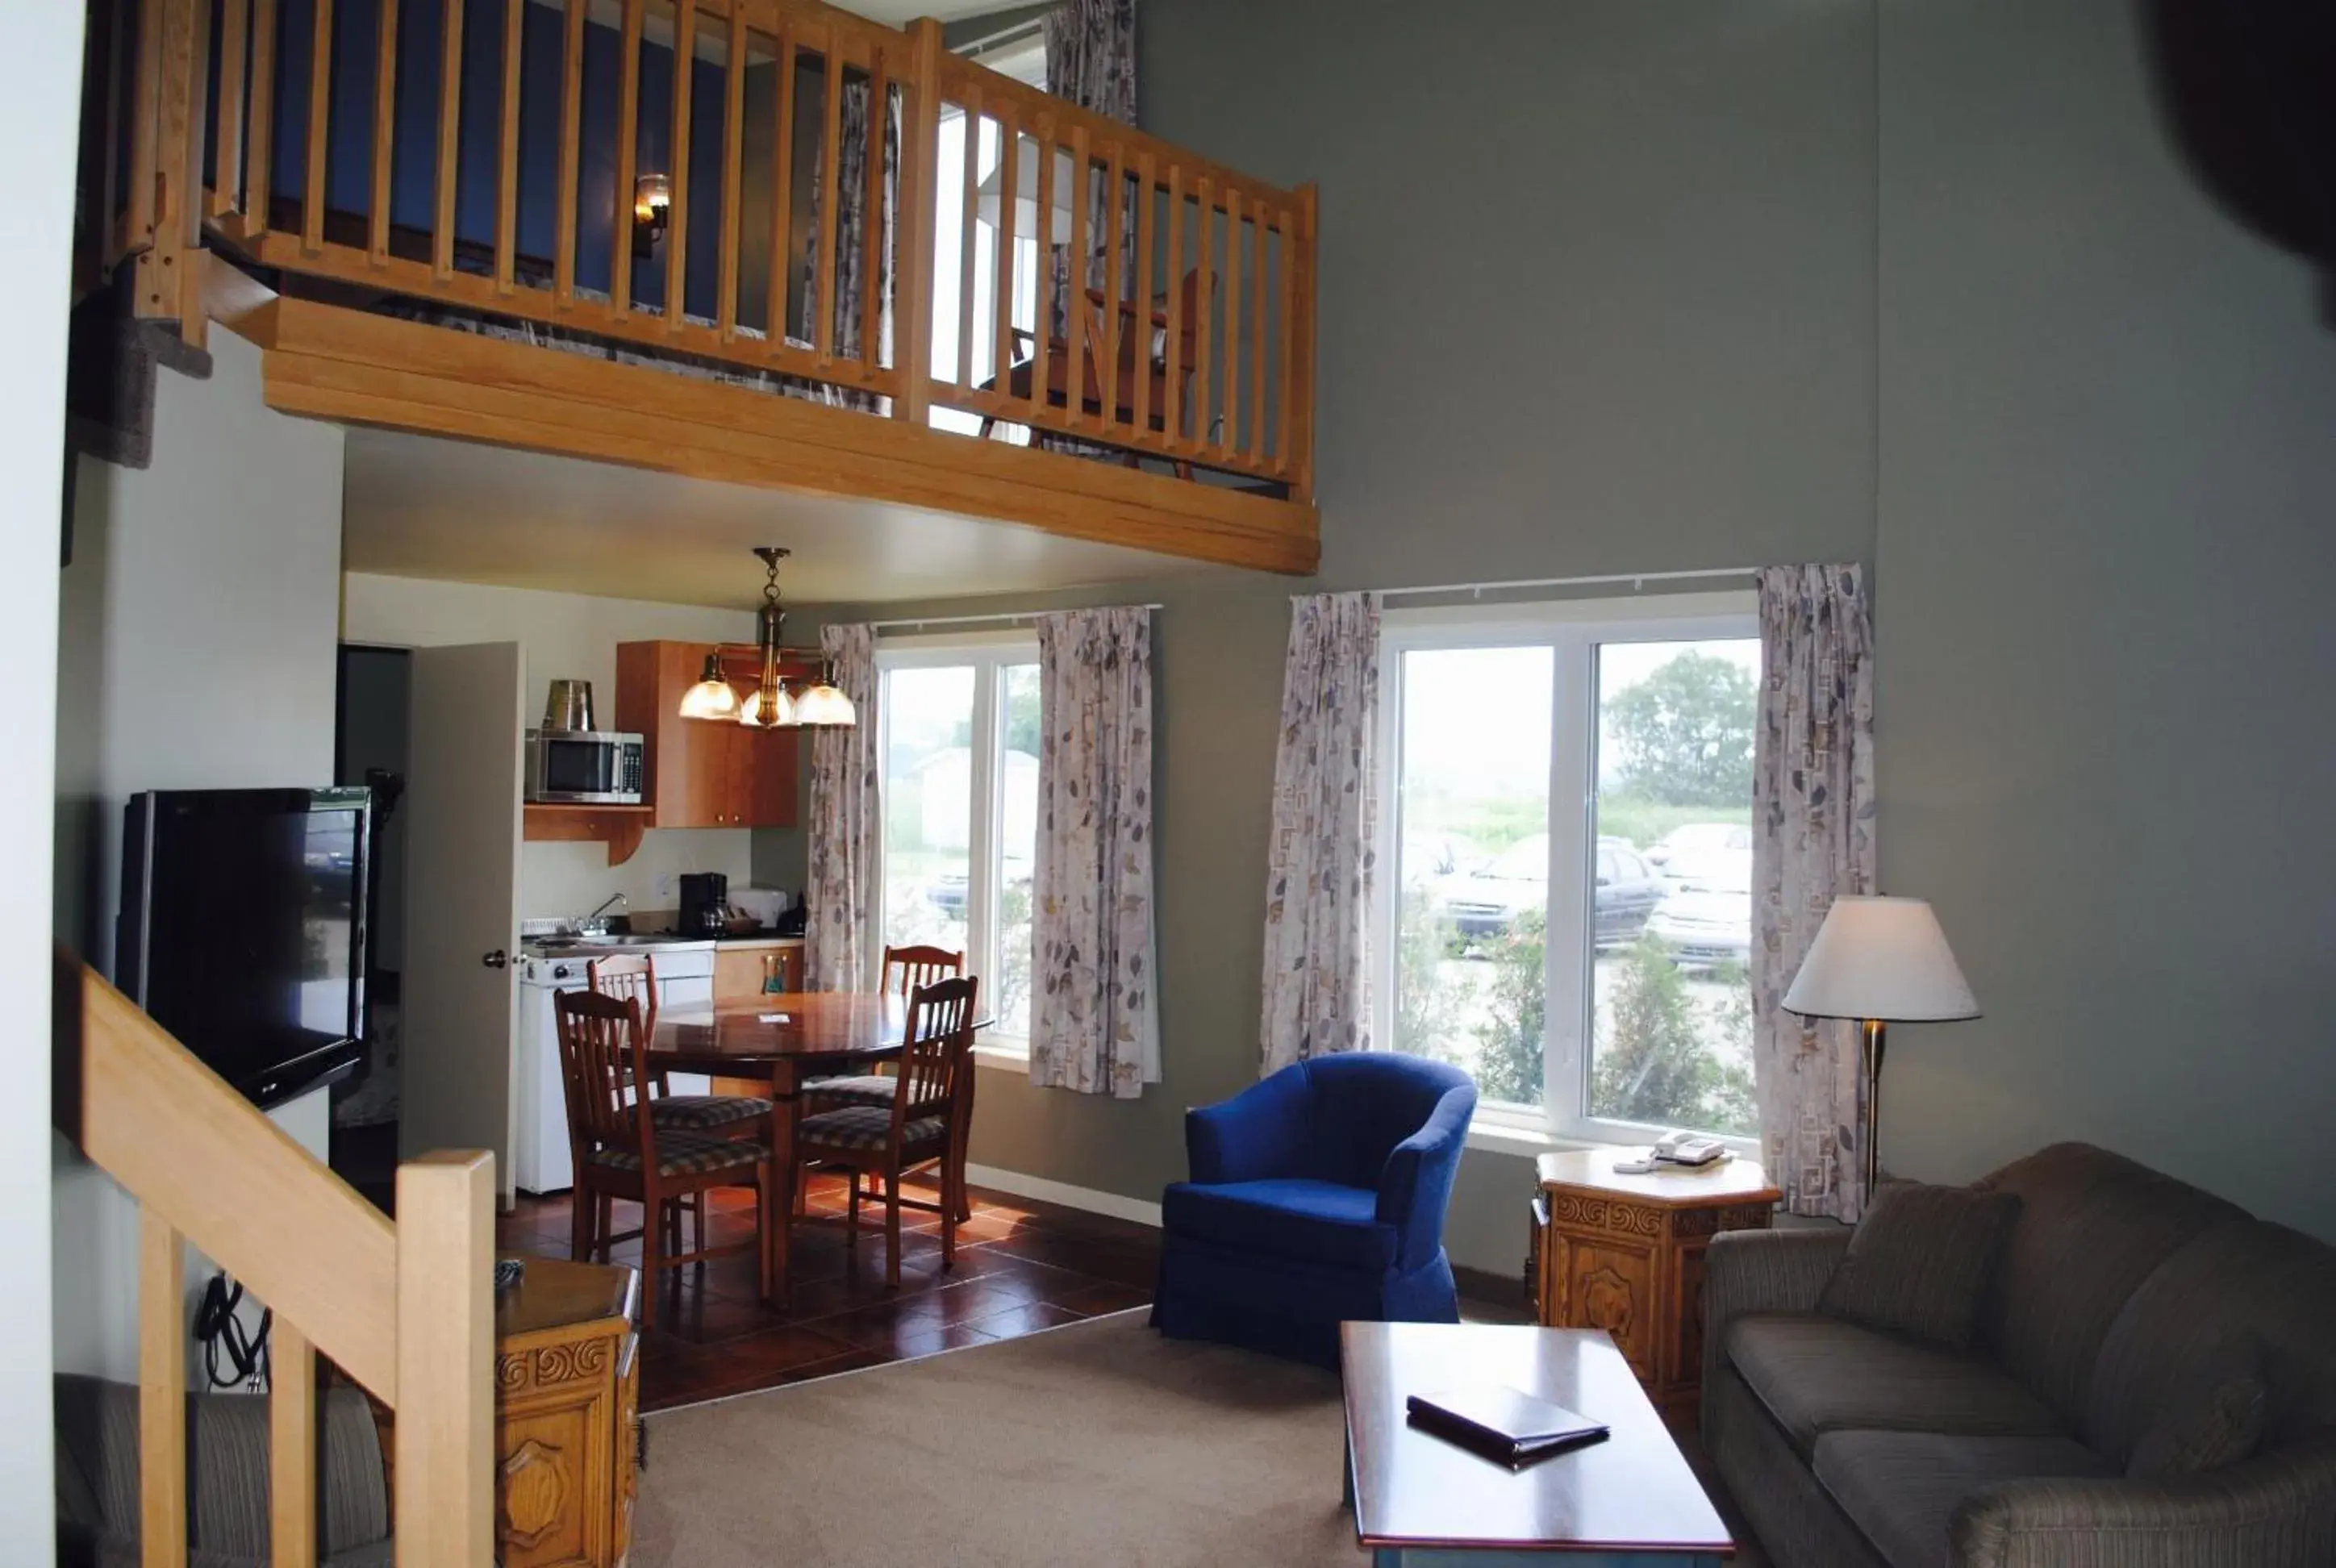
[1529,1150,1780,1424]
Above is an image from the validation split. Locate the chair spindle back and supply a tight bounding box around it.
[554,989,656,1156]
[586,953,660,1028]
[881,944,964,1003]
[894,976,978,1133]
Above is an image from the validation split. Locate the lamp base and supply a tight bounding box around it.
[1859,1018,1888,1199]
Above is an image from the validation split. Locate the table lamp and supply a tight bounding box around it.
[1781,895,1979,1196]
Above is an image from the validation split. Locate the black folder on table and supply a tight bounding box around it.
[1404,1385,1611,1467]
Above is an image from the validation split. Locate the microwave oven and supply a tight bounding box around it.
[524,730,645,805]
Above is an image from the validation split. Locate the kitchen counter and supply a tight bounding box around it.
[522,931,804,959]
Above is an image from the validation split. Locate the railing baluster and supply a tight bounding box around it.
[894,19,941,419]
[494,0,522,293]
[1191,173,1212,454]
[269,1320,315,1568]
[1132,148,1154,445]
[554,0,583,306]
[173,0,209,339]
[393,1153,495,1566]
[432,0,462,279]
[1216,183,1238,459]
[1293,182,1317,498]
[858,41,886,374]
[813,36,841,360]
[300,0,331,257]
[610,0,641,316]
[666,0,696,332]
[1100,139,1123,434]
[128,0,163,252]
[140,1208,186,1568]
[991,103,1017,409]
[211,0,248,222]
[1249,194,1266,461]
[715,6,745,340]
[1277,205,1295,474]
[1065,125,1087,427]
[101,0,131,256]
[369,0,396,263]
[1027,116,1053,427]
[956,84,979,393]
[1162,162,1183,449]
[244,0,275,239]
[765,23,796,348]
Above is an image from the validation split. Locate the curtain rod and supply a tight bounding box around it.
[1336,566,1761,604]
[869,603,1164,635]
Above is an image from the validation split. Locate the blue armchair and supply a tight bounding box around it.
[1150,1053,1476,1369]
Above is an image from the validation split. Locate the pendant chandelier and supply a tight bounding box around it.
[676,546,856,729]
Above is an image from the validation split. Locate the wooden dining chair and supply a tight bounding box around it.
[803,945,973,1219]
[793,976,978,1289]
[587,953,771,1136]
[977,268,1212,474]
[553,988,773,1328]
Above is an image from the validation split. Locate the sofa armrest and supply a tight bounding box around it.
[1698,1226,1851,1396]
[1950,1440,2336,1568]
[1375,1082,1476,1273]
[1185,1066,1312,1186]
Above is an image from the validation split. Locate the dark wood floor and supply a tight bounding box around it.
[496,1172,1163,1412]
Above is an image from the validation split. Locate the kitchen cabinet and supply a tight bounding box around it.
[615,641,806,829]
[713,941,803,1003]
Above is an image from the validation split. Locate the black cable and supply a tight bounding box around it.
[193,1275,273,1391]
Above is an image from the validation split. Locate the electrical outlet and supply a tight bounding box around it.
[656,874,674,901]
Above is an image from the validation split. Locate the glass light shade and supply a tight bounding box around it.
[677,656,740,720]
[1783,896,1980,1023]
[634,172,672,225]
[736,682,798,728]
[793,682,857,728]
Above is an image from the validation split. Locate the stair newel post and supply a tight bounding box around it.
[892,15,945,424]
[393,1150,496,1567]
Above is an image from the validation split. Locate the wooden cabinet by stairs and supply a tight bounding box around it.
[615,641,807,830]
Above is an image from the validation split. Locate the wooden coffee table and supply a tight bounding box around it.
[1342,1321,1734,1566]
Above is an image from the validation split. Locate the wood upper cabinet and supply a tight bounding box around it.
[615,640,803,830]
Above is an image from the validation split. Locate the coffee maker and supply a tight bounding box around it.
[678,873,729,936]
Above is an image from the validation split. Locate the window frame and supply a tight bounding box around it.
[1370,590,1760,1152]
[874,630,1041,1058]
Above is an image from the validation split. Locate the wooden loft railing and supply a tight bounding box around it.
[77,0,1319,526]
[55,954,495,1566]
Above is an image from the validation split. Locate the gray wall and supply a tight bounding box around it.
[53,329,348,1378]
[1872,0,2336,1234]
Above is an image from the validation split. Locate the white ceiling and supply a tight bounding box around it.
[340,428,1196,610]
[834,0,1016,25]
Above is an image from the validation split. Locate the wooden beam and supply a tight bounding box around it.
[393,1152,495,1568]
[140,1209,187,1568]
[269,1320,316,1568]
[240,296,1318,573]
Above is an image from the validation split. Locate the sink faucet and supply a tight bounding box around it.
[574,892,629,936]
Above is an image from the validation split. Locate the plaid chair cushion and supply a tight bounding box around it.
[799,1105,949,1152]
[649,1094,772,1130]
[589,1128,766,1178]
[802,1074,896,1108]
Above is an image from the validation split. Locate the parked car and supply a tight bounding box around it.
[925,854,1033,920]
[1646,849,1754,970]
[1646,822,1753,880]
[1435,835,1667,950]
[1400,832,1487,885]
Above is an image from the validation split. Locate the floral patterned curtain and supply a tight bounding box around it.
[1038,0,1137,457]
[1258,593,1381,1076]
[805,623,880,992]
[796,74,899,414]
[1029,607,1158,1097]
[1752,565,1879,1220]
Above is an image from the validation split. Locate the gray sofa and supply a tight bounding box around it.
[1701,1142,2336,1568]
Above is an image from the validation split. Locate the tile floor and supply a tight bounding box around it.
[496,1172,1163,1412]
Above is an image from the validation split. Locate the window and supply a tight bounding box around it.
[877,636,1041,1045]
[1374,594,1760,1145]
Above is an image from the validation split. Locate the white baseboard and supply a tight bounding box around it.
[963,1163,1162,1229]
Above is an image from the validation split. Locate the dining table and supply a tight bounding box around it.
[643,990,991,1303]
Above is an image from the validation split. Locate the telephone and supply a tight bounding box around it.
[1652,1131,1729,1167]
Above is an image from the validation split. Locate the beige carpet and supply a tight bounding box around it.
[630,1310,1368,1566]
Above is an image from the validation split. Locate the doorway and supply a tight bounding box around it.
[332,644,411,1207]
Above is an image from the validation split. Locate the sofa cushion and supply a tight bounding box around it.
[1162,1178,1396,1273]
[2083,1216,2336,1468]
[2126,1337,2266,1480]
[1812,1429,2117,1568]
[1727,1313,2064,1458]
[1974,1143,2244,1427]
[1819,1181,2021,1350]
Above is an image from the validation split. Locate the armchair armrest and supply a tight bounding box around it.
[1375,1082,1477,1273]
[1699,1226,1852,1396]
[1184,1067,1313,1186]
[1950,1440,2336,1567]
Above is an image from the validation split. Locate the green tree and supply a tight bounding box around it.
[1591,943,1757,1135]
[1608,652,1756,807]
[1469,908,1547,1107]
[1394,890,1460,1064]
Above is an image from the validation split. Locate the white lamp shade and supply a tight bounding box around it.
[975,138,1076,245]
[1782,896,1979,1023]
[793,682,857,728]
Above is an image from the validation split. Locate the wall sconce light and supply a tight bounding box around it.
[633,173,671,257]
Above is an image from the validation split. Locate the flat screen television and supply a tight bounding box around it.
[116,787,372,1110]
